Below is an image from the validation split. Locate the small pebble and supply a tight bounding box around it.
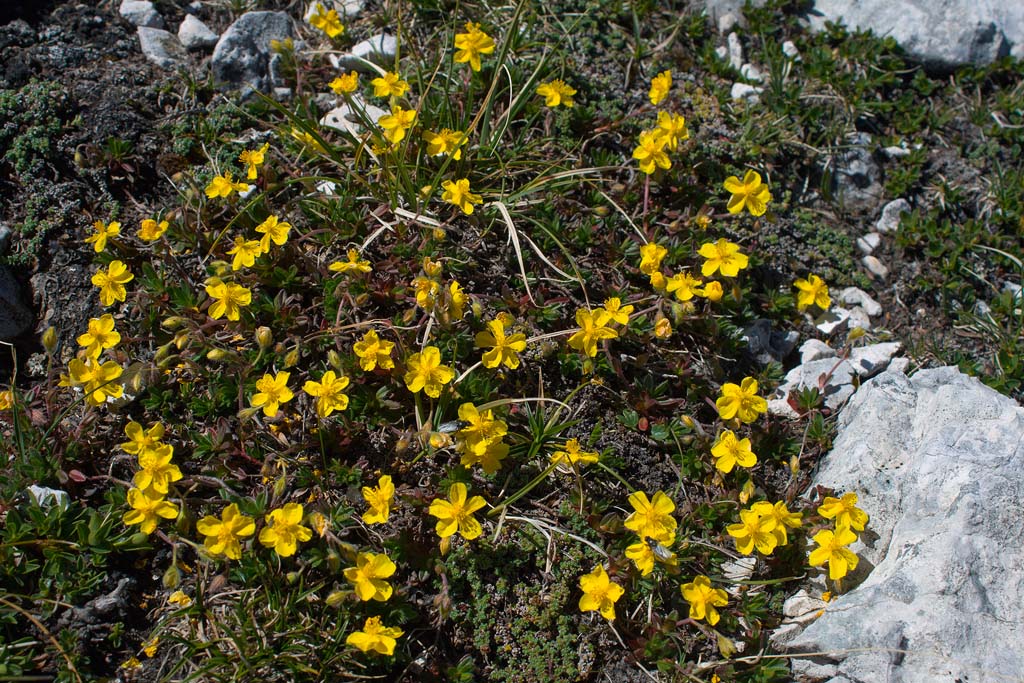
[782,40,800,60]
[839,287,883,317]
[727,32,743,70]
[731,82,762,104]
[862,255,889,279]
[876,198,910,234]
[856,232,881,254]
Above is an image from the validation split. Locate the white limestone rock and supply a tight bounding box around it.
[178,14,219,50]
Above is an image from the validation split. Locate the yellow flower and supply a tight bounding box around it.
[698,238,749,277]
[59,356,124,406]
[85,220,120,253]
[227,236,263,270]
[370,71,409,98]
[258,502,312,557]
[251,371,294,417]
[428,482,486,540]
[578,564,623,620]
[77,314,120,358]
[290,127,326,153]
[680,575,728,625]
[361,475,395,525]
[794,274,831,312]
[329,249,372,274]
[344,551,397,601]
[255,215,291,252]
[602,297,633,325]
[308,2,344,38]
[196,503,256,560]
[536,79,576,107]
[404,346,455,398]
[303,370,350,418]
[655,111,689,151]
[329,71,360,94]
[654,317,672,338]
[453,21,495,72]
[710,429,757,473]
[205,171,250,199]
[809,525,859,580]
[0,390,13,411]
[412,276,440,311]
[92,260,134,306]
[448,281,467,319]
[238,142,270,180]
[134,444,182,496]
[633,129,670,175]
[353,330,395,371]
[627,536,677,576]
[756,500,803,546]
[121,421,165,456]
[346,616,403,656]
[378,104,418,145]
[648,70,672,105]
[665,271,703,302]
[455,403,508,467]
[167,590,192,607]
[726,505,779,556]
[724,170,772,216]
[204,277,251,321]
[623,490,676,543]
[475,318,527,369]
[699,281,724,302]
[567,308,617,357]
[649,271,667,292]
[551,437,599,469]
[638,242,667,275]
[441,178,482,215]
[716,377,768,423]
[422,128,468,160]
[123,488,178,535]
[817,492,868,531]
[141,636,159,658]
[138,218,169,241]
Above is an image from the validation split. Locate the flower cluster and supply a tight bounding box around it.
[727,500,802,556]
[454,403,509,474]
[121,422,181,535]
[809,492,868,580]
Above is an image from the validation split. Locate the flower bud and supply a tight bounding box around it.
[325,590,346,607]
[206,348,234,362]
[327,350,343,371]
[255,326,273,350]
[283,348,300,368]
[41,327,57,354]
[161,316,187,331]
[162,563,181,589]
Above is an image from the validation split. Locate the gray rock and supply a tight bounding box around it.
[714,45,729,61]
[807,0,1021,71]
[743,319,799,365]
[320,95,388,135]
[212,11,295,93]
[1004,281,1022,301]
[849,341,902,377]
[882,144,912,158]
[701,0,769,27]
[838,286,882,317]
[0,265,33,340]
[0,224,12,255]
[333,33,398,71]
[137,27,186,69]
[847,305,872,330]
[768,357,857,417]
[730,82,762,103]
[889,356,911,374]
[779,367,1024,682]
[800,339,836,364]
[876,197,911,234]
[862,254,889,279]
[855,231,881,254]
[717,12,739,33]
[119,0,164,28]
[727,31,744,69]
[781,39,800,60]
[740,62,764,83]
[830,132,883,211]
[178,14,218,50]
